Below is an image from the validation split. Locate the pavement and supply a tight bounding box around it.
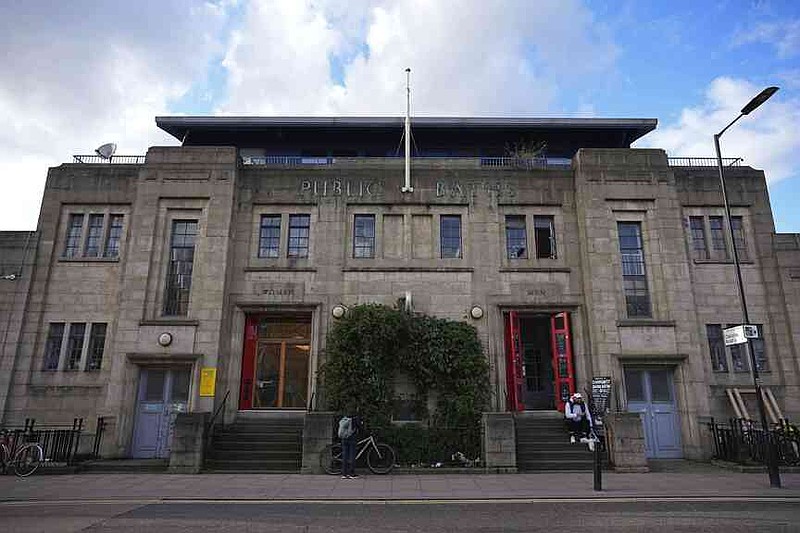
[1,462,800,503]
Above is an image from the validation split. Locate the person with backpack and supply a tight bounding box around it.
[338,412,361,478]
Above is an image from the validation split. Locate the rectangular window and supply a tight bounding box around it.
[84,214,104,258]
[505,216,527,259]
[726,322,749,373]
[751,325,768,373]
[709,216,728,259]
[163,220,198,316]
[43,323,65,371]
[104,215,124,258]
[440,215,462,258]
[731,216,748,260]
[353,214,376,258]
[64,214,84,258]
[706,324,728,372]
[689,216,708,260]
[533,216,556,259]
[85,323,107,372]
[287,214,310,258]
[258,215,281,258]
[65,323,86,371]
[618,222,651,317]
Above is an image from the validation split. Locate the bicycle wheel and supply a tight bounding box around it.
[367,443,396,474]
[320,443,343,475]
[14,444,43,477]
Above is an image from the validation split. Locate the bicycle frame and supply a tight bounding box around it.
[352,435,381,461]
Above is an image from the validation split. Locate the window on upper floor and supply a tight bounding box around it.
[62,212,125,259]
[731,216,748,261]
[288,214,310,258]
[505,215,527,259]
[42,322,107,372]
[353,214,375,258]
[708,216,728,260]
[706,323,768,374]
[163,220,197,316]
[689,216,708,260]
[533,215,556,259]
[258,215,281,258]
[440,215,462,258]
[618,222,651,318]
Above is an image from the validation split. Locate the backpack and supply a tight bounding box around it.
[338,416,354,439]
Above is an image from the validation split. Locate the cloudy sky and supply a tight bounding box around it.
[1,0,798,231]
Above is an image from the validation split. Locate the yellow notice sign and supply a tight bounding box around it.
[199,367,217,397]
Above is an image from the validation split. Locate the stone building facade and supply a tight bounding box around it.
[0,117,798,463]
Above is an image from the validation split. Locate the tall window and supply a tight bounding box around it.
[709,216,728,260]
[618,222,651,317]
[84,214,104,258]
[505,216,527,259]
[353,214,375,258]
[85,323,107,372]
[164,220,198,316]
[43,323,65,371]
[440,215,461,258]
[258,215,281,258]
[533,216,556,259]
[689,216,708,260]
[287,214,310,258]
[65,323,86,371]
[104,215,124,258]
[706,325,728,372]
[64,214,84,258]
[731,216,748,260]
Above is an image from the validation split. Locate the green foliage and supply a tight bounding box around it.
[320,304,490,464]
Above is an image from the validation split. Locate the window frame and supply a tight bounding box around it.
[43,322,66,371]
[706,323,769,374]
[258,214,282,258]
[617,221,652,318]
[64,323,87,371]
[533,215,556,259]
[287,214,311,258]
[163,219,198,317]
[63,214,85,258]
[689,216,709,260]
[708,216,728,260]
[62,211,125,260]
[85,323,108,372]
[353,214,376,259]
[440,215,462,259]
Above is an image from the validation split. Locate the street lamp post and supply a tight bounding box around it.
[713,86,781,488]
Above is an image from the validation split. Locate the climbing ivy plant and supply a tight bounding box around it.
[320,304,490,464]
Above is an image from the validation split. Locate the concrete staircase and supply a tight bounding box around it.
[204,412,305,473]
[515,412,599,471]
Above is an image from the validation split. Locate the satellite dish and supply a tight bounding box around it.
[95,143,117,160]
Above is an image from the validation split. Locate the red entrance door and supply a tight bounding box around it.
[504,311,525,412]
[239,316,258,409]
[550,312,575,412]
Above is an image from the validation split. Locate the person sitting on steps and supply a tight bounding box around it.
[564,392,592,444]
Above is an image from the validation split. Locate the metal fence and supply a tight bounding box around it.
[2,417,108,467]
[709,418,800,466]
[72,155,146,164]
[668,157,743,167]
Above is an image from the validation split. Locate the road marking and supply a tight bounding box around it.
[2,496,799,507]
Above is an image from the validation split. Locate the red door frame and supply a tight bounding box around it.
[550,311,575,412]
[239,315,258,409]
[504,311,525,412]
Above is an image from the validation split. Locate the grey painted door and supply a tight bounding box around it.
[624,367,682,459]
[131,368,191,458]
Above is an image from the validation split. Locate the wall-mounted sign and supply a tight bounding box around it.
[590,376,612,416]
[199,367,217,397]
[724,325,758,346]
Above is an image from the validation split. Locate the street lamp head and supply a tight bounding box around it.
[741,86,779,115]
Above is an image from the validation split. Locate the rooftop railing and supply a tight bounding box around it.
[668,157,743,167]
[72,155,146,164]
[241,155,574,169]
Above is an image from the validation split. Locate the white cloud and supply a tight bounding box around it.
[733,19,800,57]
[219,0,618,116]
[638,77,800,184]
[0,1,230,230]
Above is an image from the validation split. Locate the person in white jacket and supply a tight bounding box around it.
[564,393,592,444]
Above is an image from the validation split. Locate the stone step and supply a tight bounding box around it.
[206,449,302,461]
[204,459,301,472]
[79,459,169,473]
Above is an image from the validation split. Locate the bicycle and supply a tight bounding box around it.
[320,433,397,475]
[0,429,44,477]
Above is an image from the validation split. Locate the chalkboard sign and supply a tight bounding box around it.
[590,376,612,416]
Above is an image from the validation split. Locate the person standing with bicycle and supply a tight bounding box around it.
[338,410,362,479]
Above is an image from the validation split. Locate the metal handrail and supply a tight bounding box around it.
[72,155,145,164]
[205,390,231,444]
[669,157,743,167]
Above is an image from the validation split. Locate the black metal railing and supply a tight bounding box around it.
[92,417,106,459]
[72,155,145,164]
[709,418,800,466]
[668,157,743,167]
[205,390,231,448]
[2,419,84,465]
